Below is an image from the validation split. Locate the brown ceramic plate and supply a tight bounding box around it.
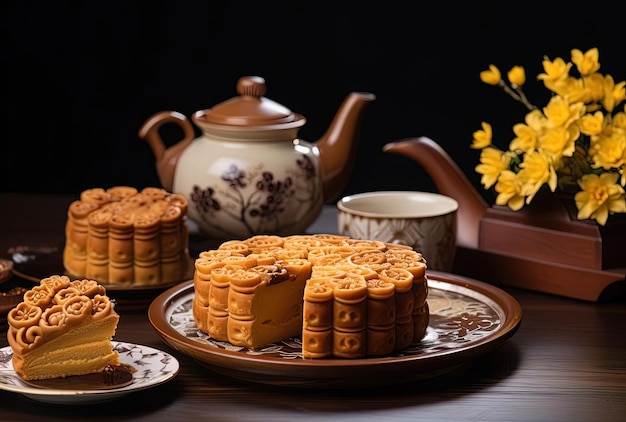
[148,271,523,388]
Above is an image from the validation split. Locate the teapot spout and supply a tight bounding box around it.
[316,92,376,203]
[382,136,488,249]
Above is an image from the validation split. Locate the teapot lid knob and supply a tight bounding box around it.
[236,76,266,97]
[194,76,305,128]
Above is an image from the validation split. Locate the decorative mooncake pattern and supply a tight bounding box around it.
[7,275,115,354]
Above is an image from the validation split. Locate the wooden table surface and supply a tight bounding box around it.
[1,193,625,422]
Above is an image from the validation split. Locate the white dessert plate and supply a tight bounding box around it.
[0,341,179,404]
[149,271,523,389]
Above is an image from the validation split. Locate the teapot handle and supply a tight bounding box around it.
[138,111,195,191]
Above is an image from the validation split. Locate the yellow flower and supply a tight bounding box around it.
[575,172,626,225]
[601,75,626,113]
[548,76,585,102]
[571,48,600,76]
[543,95,584,128]
[480,65,501,86]
[474,47,626,224]
[510,123,538,154]
[509,109,546,154]
[579,111,605,136]
[475,147,509,189]
[525,108,549,131]
[610,80,626,109]
[583,73,606,104]
[471,122,492,149]
[538,125,578,163]
[507,66,526,87]
[589,128,626,171]
[517,151,558,202]
[494,170,525,210]
[537,57,572,92]
[614,105,626,129]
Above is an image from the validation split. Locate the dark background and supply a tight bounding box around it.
[3,1,624,205]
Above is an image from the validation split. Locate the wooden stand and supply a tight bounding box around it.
[452,195,626,302]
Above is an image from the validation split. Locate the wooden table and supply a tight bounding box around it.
[1,193,625,421]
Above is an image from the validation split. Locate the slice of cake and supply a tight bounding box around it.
[225,258,313,348]
[6,275,121,380]
[192,234,429,359]
[63,186,193,287]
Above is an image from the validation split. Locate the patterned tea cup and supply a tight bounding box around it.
[337,191,458,272]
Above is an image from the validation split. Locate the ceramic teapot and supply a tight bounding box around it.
[139,75,375,239]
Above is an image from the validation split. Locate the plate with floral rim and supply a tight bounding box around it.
[0,341,179,404]
[148,271,522,389]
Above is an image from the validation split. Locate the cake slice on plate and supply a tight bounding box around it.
[6,275,121,381]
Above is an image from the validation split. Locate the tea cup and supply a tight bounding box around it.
[337,191,458,272]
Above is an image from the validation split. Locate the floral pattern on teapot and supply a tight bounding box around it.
[189,154,321,239]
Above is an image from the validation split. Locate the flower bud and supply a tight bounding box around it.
[507,66,526,87]
[480,64,501,85]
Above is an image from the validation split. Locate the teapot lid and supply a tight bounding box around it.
[194,76,306,128]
